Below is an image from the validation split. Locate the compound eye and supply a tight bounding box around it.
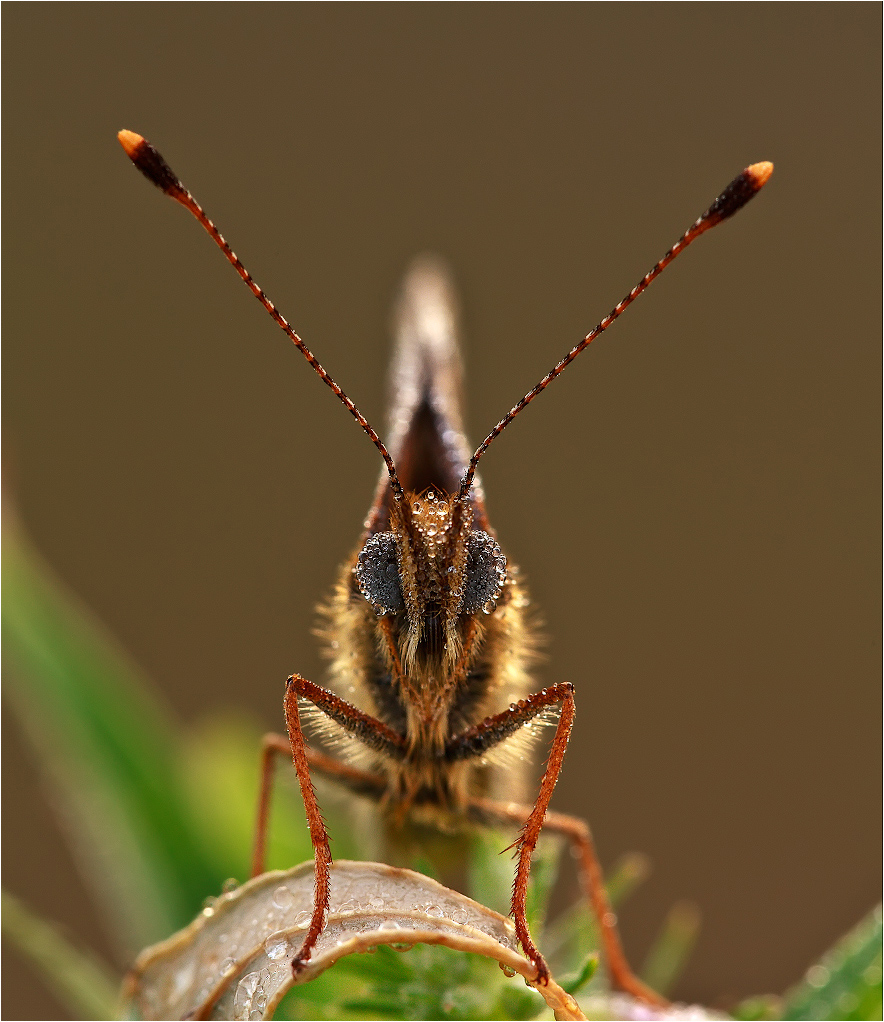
[355,532,404,614]
[462,530,507,615]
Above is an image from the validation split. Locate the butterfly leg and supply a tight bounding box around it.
[470,796,666,1007]
[251,735,387,878]
[254,674,405,973]
[446,682,577,985]
[449,682,664,1005]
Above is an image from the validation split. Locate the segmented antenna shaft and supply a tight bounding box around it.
[117,130,404,500]
[458,161,773,497]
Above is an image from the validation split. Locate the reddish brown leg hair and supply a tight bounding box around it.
[449,683,665,1005]
[251,735,386,878]
[255,675,405,971]
[471,797,666,1006]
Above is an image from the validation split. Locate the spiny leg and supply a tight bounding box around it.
[272,674,405,971]
[251,732,291,879]
[251,734,387,878]
[448,682,664,1005]
[446,682,577,984]
[471,797,666,1007]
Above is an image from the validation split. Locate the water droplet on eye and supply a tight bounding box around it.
[499,963,517,978]
[482,599,497,614]
[271,886,295,910]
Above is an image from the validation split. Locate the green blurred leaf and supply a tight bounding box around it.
[560,952,600,996]
[781,906,882,1021]
[542,851,649,980]
[731,994,782,1020]
[1,891,120,1021]
[180,714,313,882]
[640,900,700,996]
[3,519,226,951]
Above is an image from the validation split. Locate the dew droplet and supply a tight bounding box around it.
[271,886,295,911]
[368,896,384,910]
[482,599,497,614]
[425,904,444,918]
[426,524,438,536]
[499,963,517,978]
[263,932,290,961]
[234,972,260,1018]
[412,501,421,513]
[427,490,435,501]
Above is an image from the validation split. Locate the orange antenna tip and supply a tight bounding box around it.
[116,129,145,159]
[116,129,184,198]
[747,161,774,189]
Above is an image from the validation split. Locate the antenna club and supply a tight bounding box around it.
[117,129,184,198]
[704,160,774,227]
[117,129,145,159]
[747,161,774,189]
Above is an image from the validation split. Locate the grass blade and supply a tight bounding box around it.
[3,518,225,951]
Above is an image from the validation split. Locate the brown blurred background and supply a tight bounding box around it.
[3,4,880,1017]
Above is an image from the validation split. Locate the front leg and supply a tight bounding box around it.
[273,674,406,972]
[447,683,665,1006]
[471,798,667,1007]
[446,682,577,985]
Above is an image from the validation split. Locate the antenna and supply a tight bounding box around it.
[458,161,774,498]
[117,129,404,501]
